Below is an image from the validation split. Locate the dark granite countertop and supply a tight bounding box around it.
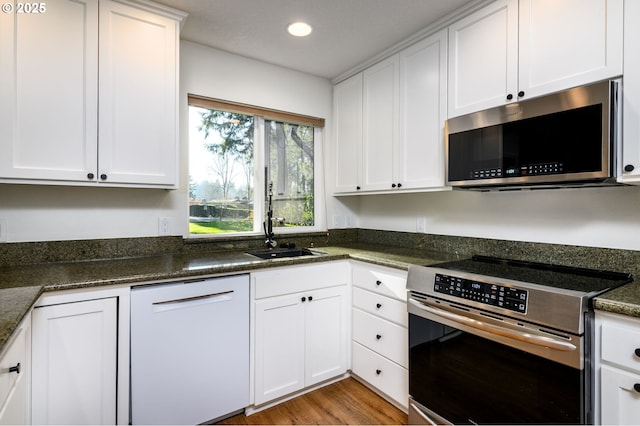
[0,243,458,355]
[1,240,637,356]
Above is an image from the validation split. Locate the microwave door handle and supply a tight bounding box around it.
[408,298,577,352]
[410,403,438,426]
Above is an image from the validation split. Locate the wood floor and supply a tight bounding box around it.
[217,378,408,425]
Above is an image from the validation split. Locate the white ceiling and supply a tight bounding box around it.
[153,0,476,80]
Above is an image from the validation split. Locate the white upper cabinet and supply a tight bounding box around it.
[333,74,363,193]
[448,0,518,118]
[620,0,640,183]
[333,29,448,194]
[397,30,447,190]
[362,56,399,192]
[448,0,623,118]
[0,0,99,183]
[0,0,185,188]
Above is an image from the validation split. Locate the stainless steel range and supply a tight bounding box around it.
[406,255,631,425]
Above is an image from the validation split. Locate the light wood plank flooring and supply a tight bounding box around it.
[217,378,408,425]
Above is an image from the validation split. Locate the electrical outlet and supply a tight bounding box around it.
[0,218,6,242]
[416,217,427,233]
[158,217,171,236]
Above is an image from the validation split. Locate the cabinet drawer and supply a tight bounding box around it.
[352,341,408,409]
[253,261,349,299]
[601,321,640,373]
[352,263,407,301]
[0,321,27,409]
[353,287,407,327]
[352,308,407,367]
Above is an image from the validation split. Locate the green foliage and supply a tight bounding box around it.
[189,219,253,234]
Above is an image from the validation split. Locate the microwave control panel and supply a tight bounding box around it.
[434,273,528,314]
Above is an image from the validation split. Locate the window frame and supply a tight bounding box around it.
[187,95,326,239]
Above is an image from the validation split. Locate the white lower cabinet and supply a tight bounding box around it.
[595,311,640,425]
[252,262,350,406]
[0,313,31,425]
[351,262,408,410]
[31,287,129,425]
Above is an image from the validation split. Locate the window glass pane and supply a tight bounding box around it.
[188,106,254,234]
[265,120,314,228]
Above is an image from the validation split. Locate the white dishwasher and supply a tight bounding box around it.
[130,274,249,425]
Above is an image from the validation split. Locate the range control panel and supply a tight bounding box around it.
[434,273,528,314]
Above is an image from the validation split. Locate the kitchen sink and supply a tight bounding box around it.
[247,248,324,259]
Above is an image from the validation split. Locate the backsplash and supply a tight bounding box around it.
[1,228,638,280]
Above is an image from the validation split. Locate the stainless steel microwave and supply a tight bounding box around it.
[445,80,621,190]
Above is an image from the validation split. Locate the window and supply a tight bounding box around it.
[188,96,324,237]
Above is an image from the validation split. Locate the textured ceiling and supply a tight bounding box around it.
[153,0,475,80]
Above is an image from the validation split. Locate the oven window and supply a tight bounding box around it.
[409,314,583,424]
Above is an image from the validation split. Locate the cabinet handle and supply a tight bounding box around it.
[625,164,635,172]
[87,173,95,180]
[376,369,382,375]
[100,174,108,180]
[518,90,525,98]
[634,348,640,357]
[376,303,382,309]
[506,93,513,101]
[376,334,382,340]
[301,297,306,302]
[375,280,382,286]
[8,363,20,374]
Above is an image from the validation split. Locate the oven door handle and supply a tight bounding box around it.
[408,298,577,352]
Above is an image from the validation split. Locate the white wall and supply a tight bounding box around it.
[347,185,640,250]
[0,41,333,243]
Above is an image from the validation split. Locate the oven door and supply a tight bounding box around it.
[408,297,587,425]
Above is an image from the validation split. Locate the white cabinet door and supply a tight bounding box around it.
[362,55,398,191]
[0,313,30,426]
[448,0,518,118]
[0,0,98,183]
[518,0,623,100]
[305,286,348,386]
[254,293,306,405]
[32,298,117,425]
[600,365,640,425]
[398,29,447,190]
[98,0,179,187]
[620,0,640,183]
[333,74,363,193]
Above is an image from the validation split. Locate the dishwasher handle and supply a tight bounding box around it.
[152,290,234,306]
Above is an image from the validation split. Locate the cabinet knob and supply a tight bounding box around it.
[625,164,635,172]
[635,383,640,393]
[634,348,640,357]
[397,183,402,188]
[518,90,525,98]
[391,183,396,188]
[506,94,513,101]
[301,297,306,302]
[375,280,382,286]
[376,334,382,340]
[100,174,107,180]
[356,186,361,190]
[87,173,95,180]
[8,363,20,374]
[376,303,382,309]
[376,369,382,375]
[308,296,313,302]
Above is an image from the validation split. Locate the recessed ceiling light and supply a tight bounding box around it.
[287,22,312,37]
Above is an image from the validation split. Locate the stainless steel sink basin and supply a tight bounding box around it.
[247,248,323,259]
